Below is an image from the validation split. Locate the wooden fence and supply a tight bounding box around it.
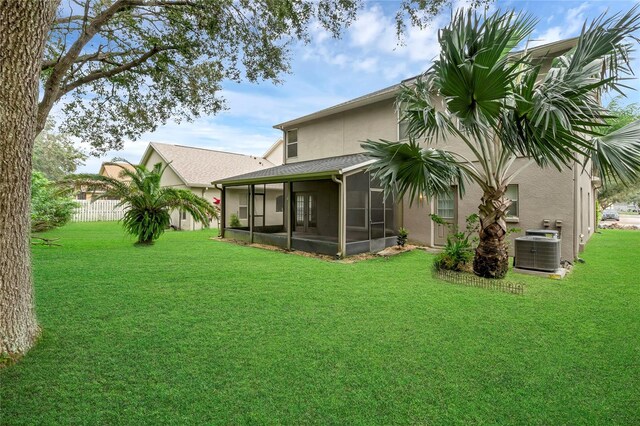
[72,200,126,222]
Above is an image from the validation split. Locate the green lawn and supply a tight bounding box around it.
[2,223,639,425]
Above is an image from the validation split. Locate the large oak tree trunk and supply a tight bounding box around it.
[473,189,511,279]
[0,1,57,357]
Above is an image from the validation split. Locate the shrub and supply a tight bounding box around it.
[229,213,242,227]
[397,227,408,247]
[31,171,77,232]
[431,213,479,272]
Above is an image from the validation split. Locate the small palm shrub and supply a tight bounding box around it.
[397,227,408,247]
[60,161,218,244]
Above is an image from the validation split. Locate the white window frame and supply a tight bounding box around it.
[286,129,298,159]
[238,193,248,220]
[397,107,409,141]
[505,184,519,219]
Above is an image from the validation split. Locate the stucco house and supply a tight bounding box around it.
[76,161,136,200]
[216,38,597,260]
[139,140,283,230]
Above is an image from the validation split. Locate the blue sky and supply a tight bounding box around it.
[75,0,640,172]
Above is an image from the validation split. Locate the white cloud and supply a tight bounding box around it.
[528,2,589,47]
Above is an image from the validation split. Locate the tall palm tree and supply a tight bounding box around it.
[62,162,218,244]
[363,7,640,278]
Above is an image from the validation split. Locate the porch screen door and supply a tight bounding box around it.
[370,188,386,251]
[294,193,317,233]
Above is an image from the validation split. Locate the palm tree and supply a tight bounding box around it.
[62,162,218,244]
[363,7,640,278]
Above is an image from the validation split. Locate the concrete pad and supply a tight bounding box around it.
[514,267,567,280]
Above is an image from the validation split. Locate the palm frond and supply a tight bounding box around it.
[590,119,640,185]
[361,139,467,205]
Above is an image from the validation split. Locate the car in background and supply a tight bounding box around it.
[602,209,620,221]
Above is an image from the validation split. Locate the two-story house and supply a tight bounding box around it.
[216,38,597,261]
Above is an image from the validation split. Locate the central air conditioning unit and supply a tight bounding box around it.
[514,229,561,272]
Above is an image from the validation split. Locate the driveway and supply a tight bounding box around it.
[600,214,640,228]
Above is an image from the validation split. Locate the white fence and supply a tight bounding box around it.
[72,200,126,222]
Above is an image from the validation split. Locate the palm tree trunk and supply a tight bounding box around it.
[0,1,58,358]
[473,189,511,279]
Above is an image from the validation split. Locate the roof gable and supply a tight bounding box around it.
[141,142,275,187]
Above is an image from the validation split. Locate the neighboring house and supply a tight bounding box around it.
[139,141,281,230]
[216,38,597,260]
[76,161,135,200]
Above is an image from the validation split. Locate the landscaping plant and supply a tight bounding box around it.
[397,227,409,247]
[432,213,480,272]
[30,171,77,232]
[60,162,218,244]
[364,7,640,278]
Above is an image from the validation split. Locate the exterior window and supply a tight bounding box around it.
[286,129,298,158]
[181,210,187,220]
[398,120,410,140]
[77,192,87,200]
[238,193,248,219]
[436,189,455,219]
[506,184,518,217]
[275,195,283,213]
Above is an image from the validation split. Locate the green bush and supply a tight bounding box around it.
[397,227,408,247]
[229,213,242,227]
[431,213,479,272]
[31,171,77,232]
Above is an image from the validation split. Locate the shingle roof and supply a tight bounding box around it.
[145,142,275,187]
[99,162,135,181]
[216,153,374,185]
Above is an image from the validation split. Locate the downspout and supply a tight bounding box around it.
[332,174,345,258]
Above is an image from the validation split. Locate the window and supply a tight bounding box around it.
[76,192,87,200]
[275,195,283,213]
[238,193,248,219]
[436,189,455,219]
[399,119,410,140]
[181,210,187,220]
[286,129,298,158]
[505,184,518,217]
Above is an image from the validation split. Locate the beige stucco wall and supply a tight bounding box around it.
[281,91,592,260]
[264,141,284,166]
[287,99,397,162]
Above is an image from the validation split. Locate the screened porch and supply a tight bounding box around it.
[216,154,399,257]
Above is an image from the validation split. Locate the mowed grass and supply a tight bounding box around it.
[1,222,639,425]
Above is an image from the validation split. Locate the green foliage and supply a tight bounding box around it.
[397,227,409,247]
[32,119,86,180]
[6,222,638,424]
[363,6,640,277]
[432,213,479,272]
[59,162,218,244]
[30,171,77,233]
[597,99,640,208]
[229,213,242,228]
[42,1,492,154]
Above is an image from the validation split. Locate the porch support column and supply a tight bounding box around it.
[332,174,346,258]
[285,181,292,251]
[220,185,226,238]
[249,184,254,243]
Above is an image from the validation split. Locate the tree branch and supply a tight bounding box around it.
[61,45,175,95]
